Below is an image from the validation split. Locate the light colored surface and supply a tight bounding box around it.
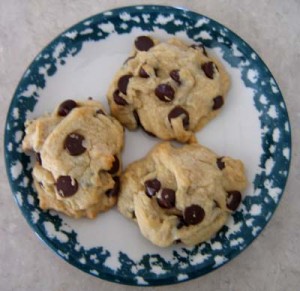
[0,0,299,290]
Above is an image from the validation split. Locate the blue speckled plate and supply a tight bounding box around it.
[5,5,291,286]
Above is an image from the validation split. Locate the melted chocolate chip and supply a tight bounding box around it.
[213,96,224,110]
[175,239,182,244]
[226,191,242,211]
[169,70,181,85]
[113,90,128,106]
[144,179,161,198]
[135,36,154,51]
[64,133,86,156]
[56,176,78,197]
[57,100,77,116]
[118,74,132,95]
[139,67,150,78]
[155,84,175,102]
[190,44,207,56]
[157,188,176,209]
[108,155,120,175]
[105,176,120,197]
[184,205,205,225]
[36,152,42,165]
[168,106,189,130]
[216,157,225,170]
[201,62,215,79]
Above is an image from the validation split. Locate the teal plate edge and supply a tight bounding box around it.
[4,5,291,286]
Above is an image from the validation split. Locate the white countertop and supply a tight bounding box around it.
[1,1,299,290]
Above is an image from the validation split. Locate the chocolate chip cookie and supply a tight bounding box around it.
[107,36,230,143]
[22,99,124,218]
[118,142,247,247]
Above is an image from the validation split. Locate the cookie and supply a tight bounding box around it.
[118,142,247,247]
[107,36,230,143]
[22,99,124,218]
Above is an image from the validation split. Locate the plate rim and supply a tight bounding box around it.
[4,4,292,286]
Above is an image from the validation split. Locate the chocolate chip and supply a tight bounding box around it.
[216,157,225,170]
[176,216,187,229]
[139,67,149,78]
[201,62,215,79]
[105,176,120,197]
[190,44,207,56]
[131,211,136,219]
[118,74,132,95]
[184,205,205,225]
[96,109,105,115]
[135,36,154,51]
[168,106,189,130]
[57,100,77,116]
[155,84,175,102]
[88,97,93,100]
[157,188,176,209]
[108,155,119,175]
[226,191,242,211]
[64,133,86,156]
[113,90,128,106]
[175,239,182,244]
[36,152,42,165]
[213,96,224,110]
[56,176,78,197]
[169,70,181,85]
[144,179,161,197]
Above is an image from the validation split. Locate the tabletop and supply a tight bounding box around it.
[1,1,299,290]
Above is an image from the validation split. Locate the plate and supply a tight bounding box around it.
[4,5,291,286]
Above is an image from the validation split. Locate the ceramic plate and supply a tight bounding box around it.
[5,5,291,286]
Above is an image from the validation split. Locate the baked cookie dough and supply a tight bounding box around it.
[22,99,124,218]
[118,142,247,247]
[107,36,230,143]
